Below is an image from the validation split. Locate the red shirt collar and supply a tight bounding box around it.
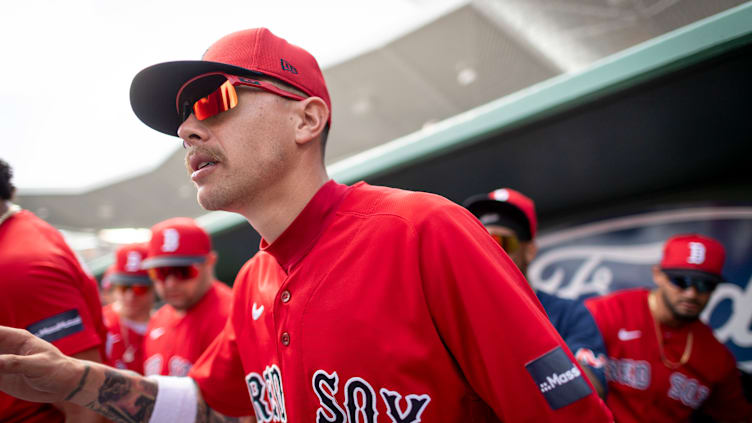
[260,180,350,273]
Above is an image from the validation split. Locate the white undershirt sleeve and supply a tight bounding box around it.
[147,375,198,423]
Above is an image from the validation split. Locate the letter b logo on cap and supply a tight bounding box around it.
[162,228,180,253]
[687,242,706,265]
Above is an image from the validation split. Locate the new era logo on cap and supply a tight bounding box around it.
[660,234,725,280]
[280,59,298,74]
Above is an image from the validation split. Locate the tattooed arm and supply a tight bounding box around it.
[0,326,252,423]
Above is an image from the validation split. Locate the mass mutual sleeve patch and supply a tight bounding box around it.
[525,346,592,410]
[26,309,85,343]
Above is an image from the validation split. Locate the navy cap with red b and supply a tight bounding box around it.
[142,217,211,269]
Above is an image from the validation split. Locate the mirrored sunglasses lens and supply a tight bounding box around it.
[149,266,198,282]
[490,234,520,254]
[193,80,238,121]
[131,285,150,295]
[669,276,690,290]
[669,276,717,293]
[694,279,718,293]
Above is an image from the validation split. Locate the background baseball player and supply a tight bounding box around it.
[585,234,752,422]
[464,187,608,398]
[0,29,612,422]
[103,243,155,374]
[0,158,108,423]
[141,217,233,377]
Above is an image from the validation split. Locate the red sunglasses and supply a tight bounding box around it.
[114,284,151,296]
[147,265,199,283]
[490,233,521,254]
[176,72,307,123]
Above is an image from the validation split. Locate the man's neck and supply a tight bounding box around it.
[648,290,685,327]
[0,201,8,216]
[240,169,329,244]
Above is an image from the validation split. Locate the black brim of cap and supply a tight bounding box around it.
[130,61,264,137]
[663,268,725,283]
[463,196,532,241]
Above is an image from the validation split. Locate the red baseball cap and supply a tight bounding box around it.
[660,234,726,282]
[130,27,331,136]
[463,188,538,240]
[142,217,211,269]
[110,243,152,286]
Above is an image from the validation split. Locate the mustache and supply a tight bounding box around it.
[185,146,225,174]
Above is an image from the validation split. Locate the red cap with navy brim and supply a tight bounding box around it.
[110,243,152,286]
[130,28,331,137]
[463,188,538,241]
[660,234,726,282]
[142,217,211,269]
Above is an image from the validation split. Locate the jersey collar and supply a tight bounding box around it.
[260,180,350,273]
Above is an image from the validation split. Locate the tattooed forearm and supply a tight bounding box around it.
[84,369,156,423]
[64,364,91,401]
[196,396,243,423]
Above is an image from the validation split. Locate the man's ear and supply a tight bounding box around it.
[294,97,328,146]
[652,265,665,287]
[524,241,538,264]
[206,251,218,267]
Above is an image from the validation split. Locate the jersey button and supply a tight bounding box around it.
[281,332,290,346]
[280,290,291,303]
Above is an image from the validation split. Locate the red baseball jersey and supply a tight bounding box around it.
[0,210,106,423]
[144,281,232,376]
[102,303,148,373]
[189,181,612,422]
[585,289,752,422]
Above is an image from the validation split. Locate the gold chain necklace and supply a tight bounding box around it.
[648,292,693,369]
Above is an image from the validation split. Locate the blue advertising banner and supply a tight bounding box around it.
[528,206,752,371]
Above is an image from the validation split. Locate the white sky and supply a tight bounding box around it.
[1,0,465,193]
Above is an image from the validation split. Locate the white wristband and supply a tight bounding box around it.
[148,376,198,423]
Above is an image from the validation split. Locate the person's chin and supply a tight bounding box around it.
[673,307,701,322]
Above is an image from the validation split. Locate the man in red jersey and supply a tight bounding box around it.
[0,159,108,423]
[585,234,752,422]
[103,243,155,374]
[141,217,233,378]
[0,29,611,423]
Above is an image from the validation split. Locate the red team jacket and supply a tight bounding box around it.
[144,281,233,376]
[102,303,148,374]
[0,210,106,423]
[189,181,612,422]
[586,289,752,422]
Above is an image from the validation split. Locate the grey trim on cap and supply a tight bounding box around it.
[110,273,153,286]
[141,255,207,269]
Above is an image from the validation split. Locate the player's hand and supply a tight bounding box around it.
[0,325,83,403]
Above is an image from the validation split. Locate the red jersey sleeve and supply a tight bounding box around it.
[6,256,103,357]
[189,274,254,417]
[416,203,612,422]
